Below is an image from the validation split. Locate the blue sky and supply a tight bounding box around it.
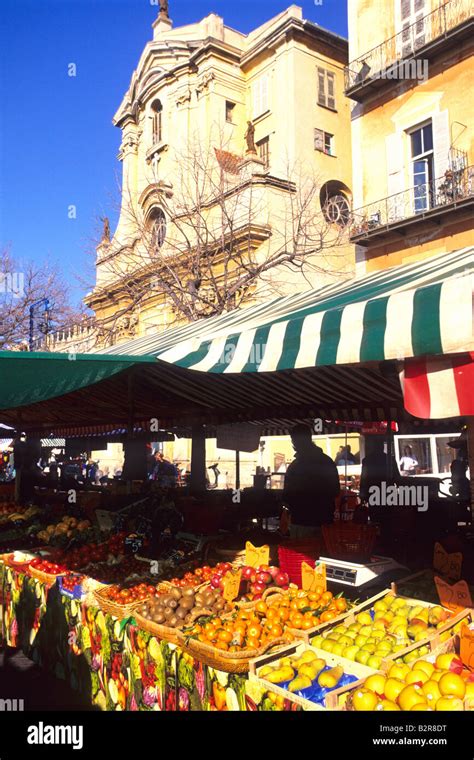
[0,0,347,307]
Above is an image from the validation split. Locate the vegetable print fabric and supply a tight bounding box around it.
[0,565,301,711]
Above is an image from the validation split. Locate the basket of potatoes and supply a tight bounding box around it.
[134,585,233,645]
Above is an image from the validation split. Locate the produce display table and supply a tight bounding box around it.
[0,563,297,712]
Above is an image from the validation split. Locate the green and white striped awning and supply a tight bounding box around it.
[106,247,473,373]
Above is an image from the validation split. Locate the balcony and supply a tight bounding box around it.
[350,164,474,243]
[345,0,473,100]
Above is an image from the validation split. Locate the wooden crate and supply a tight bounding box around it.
[309,607,472,703]
[296,588,452,644]
[333,632,469,711]
[249,640,377,711]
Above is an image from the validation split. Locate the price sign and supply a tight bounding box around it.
[433,542,463,581]
[460,626,474,670]
[124,534,144,554]
[301,561,327,593]
[245,542,269,569]
[222,569,242,602]
[434,575,473,613]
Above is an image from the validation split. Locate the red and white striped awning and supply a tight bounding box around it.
[401,352,474,419]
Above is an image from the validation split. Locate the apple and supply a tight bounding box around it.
[250,582,266,595]
[269,566,280,579]
[241,566,254,581]
[256,571,272,585]
[275,572,289,587]
[210,574,222,589]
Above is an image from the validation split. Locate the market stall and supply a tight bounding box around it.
[0,248,473,711]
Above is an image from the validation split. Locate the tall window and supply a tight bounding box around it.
[257,136,270,169]
[410,122,433,212]
[317,67,336,110]
[225,100,235,123]
[399,0,426,56]
[151,100,163,144]
[314,128,334,156]
[149,208,166,252]
[252,74,269,119]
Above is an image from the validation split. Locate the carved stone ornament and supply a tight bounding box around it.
[196,71,215,95]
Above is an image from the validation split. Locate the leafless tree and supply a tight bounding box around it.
[0,247,82,350]
[85,132,352,339]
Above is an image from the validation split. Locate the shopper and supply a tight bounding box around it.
[283,424,340,537]
[336,445,356,466]
[399,445,418,475]
[359,437,389,503]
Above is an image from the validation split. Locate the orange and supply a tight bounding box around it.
[335,598,347,612]
[296,598,308,611]
[217,629,233,643]
[321,591,333,604]
[289,613,304,629]
[247,623,262,639]
[266,608,278,621]
[438,672,466,699]
[279,608,290,622]
[214,641,229,651]
[255,601,268,615]
[246,637,260,650]
[320,610,337,623]
[308,591,321,602]
[290,600,299,611]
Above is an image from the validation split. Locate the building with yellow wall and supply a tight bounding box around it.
[346,0,473,273]
[40,5,354,353]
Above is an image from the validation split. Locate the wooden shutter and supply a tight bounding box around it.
[252,82,260,118]
[317,67,326,106]
[261,74,269,114]
[432,111,450,179]
[386,132,405,221]
[314,128,324,151]
[327,72,336,109]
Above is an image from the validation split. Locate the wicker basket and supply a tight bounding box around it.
[92,588,141,619]
[322,523,377,562]
[176,631,288,674]
[131,602,215,642]
[132,611,182,645]
[28,565,61,587]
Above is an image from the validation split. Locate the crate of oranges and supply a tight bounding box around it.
[263,586,350,639]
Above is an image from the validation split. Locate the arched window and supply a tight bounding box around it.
[320,180,352,228]
[149,208,166,252]
[151,99,163,144]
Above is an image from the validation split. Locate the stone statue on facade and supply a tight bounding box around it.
[245,121,256,154]
[100,216,111,243]
[159,0,169,18]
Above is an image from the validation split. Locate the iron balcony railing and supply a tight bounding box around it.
[345,0,472,92]
[350,164,474,239]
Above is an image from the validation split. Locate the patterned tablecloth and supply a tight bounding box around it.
[0,563,300,712]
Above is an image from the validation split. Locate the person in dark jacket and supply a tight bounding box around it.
[283,424,340,537]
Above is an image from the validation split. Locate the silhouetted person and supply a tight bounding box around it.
[359,437,389,503]
[283,424,340,538]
